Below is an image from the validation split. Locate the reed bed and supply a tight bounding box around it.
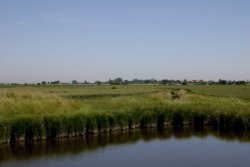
[0,87,250,144]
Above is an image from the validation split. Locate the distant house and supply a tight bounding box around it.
[188,80,207,85]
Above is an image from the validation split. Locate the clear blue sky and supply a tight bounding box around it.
[0,0,249,83]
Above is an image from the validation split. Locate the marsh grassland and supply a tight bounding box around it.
[0,85,250,144]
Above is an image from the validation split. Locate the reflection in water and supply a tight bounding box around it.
[0,128,250,166]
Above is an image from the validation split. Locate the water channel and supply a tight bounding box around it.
[1,128,250,167]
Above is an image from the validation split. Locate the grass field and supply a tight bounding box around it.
[165,85,250,100]
[0,85,165,98]
[2,84,249,99]
[0,84,250,144]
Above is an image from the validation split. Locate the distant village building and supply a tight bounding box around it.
[188,80,207,85]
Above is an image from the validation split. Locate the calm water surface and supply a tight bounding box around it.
[1,128,250,167]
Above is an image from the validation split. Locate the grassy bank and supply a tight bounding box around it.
[0,85,250,144]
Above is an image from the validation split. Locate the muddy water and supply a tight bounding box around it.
[1,128,250,167]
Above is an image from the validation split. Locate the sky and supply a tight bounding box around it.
[0,0,249,83]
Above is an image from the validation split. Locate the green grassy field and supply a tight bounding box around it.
[0,84,250,144]
[2,84,249,99]
[0,85,165,98]
[165,85,250,100]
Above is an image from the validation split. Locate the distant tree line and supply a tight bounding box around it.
[217,79,248,85]
[89,78,250,86]
[93,78,249,85]
[2,78,249,86]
